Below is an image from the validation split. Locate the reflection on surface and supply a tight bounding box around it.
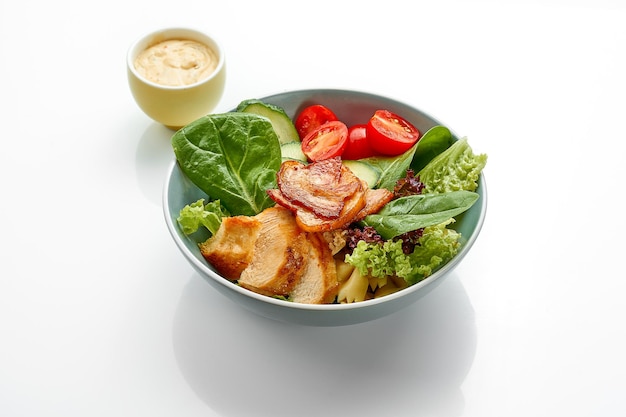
[135,122,176,206]
[173,272,476,417]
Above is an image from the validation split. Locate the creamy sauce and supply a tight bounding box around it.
[134,39,218,86]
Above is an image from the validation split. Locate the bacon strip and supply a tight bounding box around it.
[354,188,395,222]
[276,158,361,219]
[268,157,392,233]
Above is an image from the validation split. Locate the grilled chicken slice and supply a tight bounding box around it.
[238,206,308,297]
[199,215,262,280]
[290,232,339,304]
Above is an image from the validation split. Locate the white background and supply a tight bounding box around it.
[1,0,625,416]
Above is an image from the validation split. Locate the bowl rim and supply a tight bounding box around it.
[127,26,226,90]
[162,88,487,311]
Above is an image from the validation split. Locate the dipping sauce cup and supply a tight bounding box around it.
[127,27,226,130]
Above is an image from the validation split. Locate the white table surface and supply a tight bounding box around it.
[2,0,625,416]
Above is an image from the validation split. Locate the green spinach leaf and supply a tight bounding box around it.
[360,146,417,191]
[172,113,282,216]
[410,125,454,172]
[360,190,479,239]
[360,125,454,190]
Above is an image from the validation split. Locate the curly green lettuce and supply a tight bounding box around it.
[418,138,487,194]
[177,199,229,236]
[345,219,461,285]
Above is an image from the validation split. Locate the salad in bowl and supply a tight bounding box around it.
[163,89,487,325]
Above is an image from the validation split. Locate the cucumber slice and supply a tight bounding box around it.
[237,99,299,145]
[343,160,381,189]
[280,141,307,162]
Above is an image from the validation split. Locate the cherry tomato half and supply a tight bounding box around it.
[343,124,377,160]
[301,120,348,162]
[294,104,339,140]
[366,110,421,156]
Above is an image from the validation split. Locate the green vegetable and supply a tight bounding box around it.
[345,220,460,284]
[404,220,461,284]
[280,141,307,162]
[418,137,487,194]
[346,240,413,279]
[237,99,300,144]
[360,125,454,191]
[342,159,380,188]
[172,112,281,216]
[359,144,416,191]
[410,125,455,172]
[177,199,229,235]
[361,190,479,239]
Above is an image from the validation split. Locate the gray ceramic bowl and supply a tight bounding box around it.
[163,89,487,326]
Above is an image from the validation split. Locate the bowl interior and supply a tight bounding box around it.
[163,89,486,325]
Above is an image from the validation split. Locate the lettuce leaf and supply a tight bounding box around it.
[345,220,461,284]
[177,199,229,236]
[345,240,413,280]
[418,138,487,194]
[404,220,460,284]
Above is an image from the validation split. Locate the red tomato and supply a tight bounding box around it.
[366,110,421,156]
[294,104,339,139]
[301,121,348,162]
[343,124,376,160]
